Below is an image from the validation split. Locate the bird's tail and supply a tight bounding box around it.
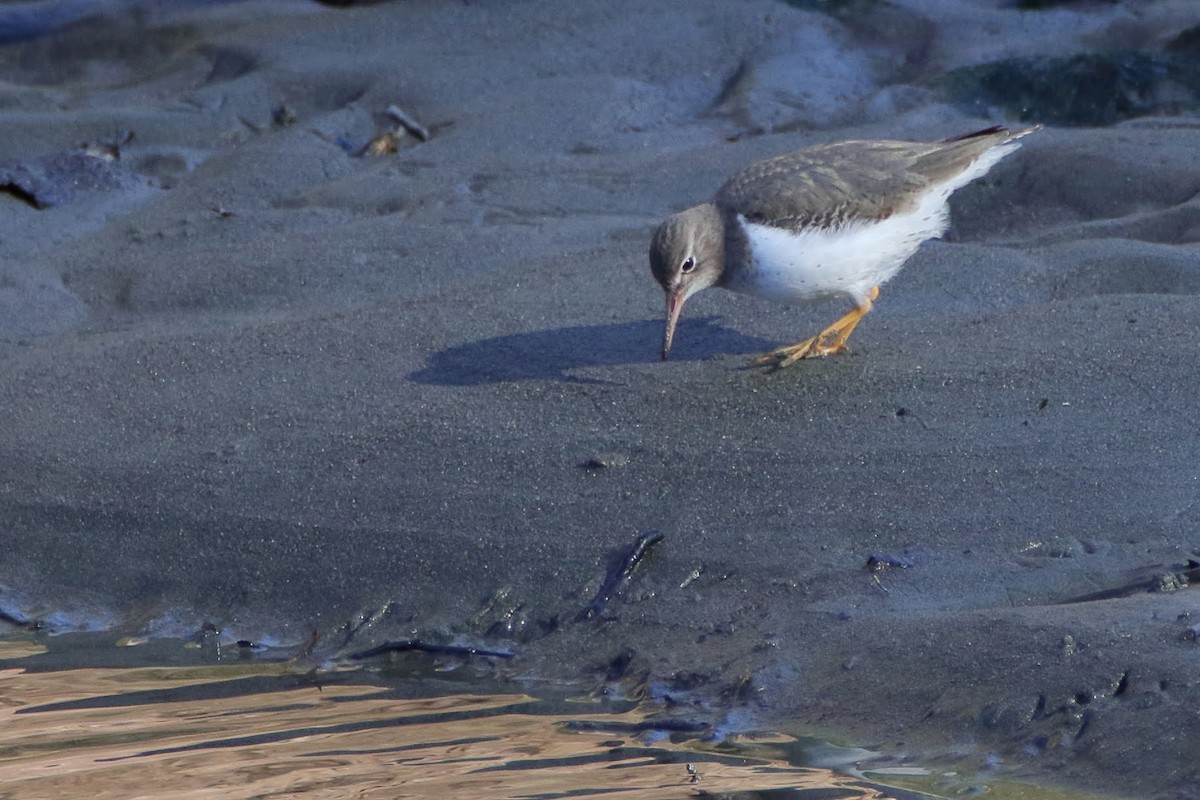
[943,124,1043,144]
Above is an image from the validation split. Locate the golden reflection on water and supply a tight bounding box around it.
[0,640,903,800]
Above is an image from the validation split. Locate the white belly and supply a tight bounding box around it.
[732,201,946,306]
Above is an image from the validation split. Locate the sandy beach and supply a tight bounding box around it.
[2,0,1200,796]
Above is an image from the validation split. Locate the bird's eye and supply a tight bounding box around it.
[681,256,696,273]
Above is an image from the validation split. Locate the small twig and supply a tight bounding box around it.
[576,531,664,622]
[348,639,513,661]
[386,104,430,141]
[290,629,319,661]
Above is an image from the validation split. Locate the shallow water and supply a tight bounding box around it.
[0,636,1111,800]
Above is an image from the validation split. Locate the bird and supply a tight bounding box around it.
[648,125,1039,367]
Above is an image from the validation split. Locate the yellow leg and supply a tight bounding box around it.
[751,287,880,368]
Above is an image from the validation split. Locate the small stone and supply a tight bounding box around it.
[1154,572,1188,593]
[581,452,629,469]
[272,104,297,126]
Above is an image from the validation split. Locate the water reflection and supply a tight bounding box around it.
[0,638,911,800]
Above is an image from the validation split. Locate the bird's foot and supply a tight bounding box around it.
[749,337,846,368]
[750,290,877,369]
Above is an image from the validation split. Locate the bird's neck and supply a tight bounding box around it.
[710,206,745,289]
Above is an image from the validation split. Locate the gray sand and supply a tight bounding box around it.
[2,1,1200,796]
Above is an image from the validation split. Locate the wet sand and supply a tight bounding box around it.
[2,1,1200,797]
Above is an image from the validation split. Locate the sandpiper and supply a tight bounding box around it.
[649,125,1039,367]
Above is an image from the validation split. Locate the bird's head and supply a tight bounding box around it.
[648,204,724,360]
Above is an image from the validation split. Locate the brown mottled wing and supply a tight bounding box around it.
[714,129,1013,233]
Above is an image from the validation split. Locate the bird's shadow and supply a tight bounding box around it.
[408,317,776,386]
